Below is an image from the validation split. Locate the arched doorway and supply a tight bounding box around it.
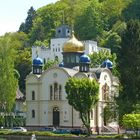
[53,107,60,127]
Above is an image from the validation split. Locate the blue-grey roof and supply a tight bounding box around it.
[80,54,91,63]
[33,56,43,66]
[102,59,113,69]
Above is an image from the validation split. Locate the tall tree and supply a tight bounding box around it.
[0,36,18,113]
[4,32,31,93]
[19,6,36,34]
[117,20,140,122]
[101,0,130,30]
[65,78,99,135]
[75,0,103,40]
[123,0,140,21]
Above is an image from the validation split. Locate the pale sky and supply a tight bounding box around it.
[0,0,58,36]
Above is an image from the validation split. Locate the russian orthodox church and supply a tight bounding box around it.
[26,25,118,132]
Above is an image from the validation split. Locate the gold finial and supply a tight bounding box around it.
[71,30,75,38]
[63,31,85,52]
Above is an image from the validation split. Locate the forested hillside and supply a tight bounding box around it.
[19,0,132,48]
[0,0,140,123]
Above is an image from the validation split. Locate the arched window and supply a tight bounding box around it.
[50,85,53,100]
[55,56,58,61]
[102,83,109,101]
[59,85,62,100]
[43,58,46,64]
[32,110,35,118]
[32,91,35,100]
[90,110,94,120]
[54,83,58,100]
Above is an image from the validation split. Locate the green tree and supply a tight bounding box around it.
[75,0,103,40]
[27,0,91,45]
[19,6,36,34]
[117,20,140,122]
[0,36,18,114]
[28,3,62,45]
[44,60,58,70]
[105,33,121,53]
[123,114,140,135]
[123,0,140,21]
[65,78,99,135]
[4,32,31,93]
[15,48,31,93]
[101,0,130,30]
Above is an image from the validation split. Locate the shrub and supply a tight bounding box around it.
[122,114,140,135]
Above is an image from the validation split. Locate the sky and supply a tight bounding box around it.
[0,0,58,36]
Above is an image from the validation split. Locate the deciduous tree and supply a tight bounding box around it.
[65,78,99,135]
[0,36,18,113]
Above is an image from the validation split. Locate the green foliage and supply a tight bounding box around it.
[123,0,140,21]
[89,50,118,76]
[4,32,31,93]
[13,117,26,127]
[117,20,140,121]
[103,103,118,125]
[105,32,121,53]
[0,116,25,128]
[101,0,130,30]
[123,114,140,135]
[28,3,62,45]
[99,21,126,56]
[19,7,36,34]
[15,48,31,93]
[0,36,18,113]
[34,40,49,47]
[75,0,103,40]
[133,103,140,114]
[65,78,99,135]
[44,60,58,70]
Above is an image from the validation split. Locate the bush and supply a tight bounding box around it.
[122,114,140,135]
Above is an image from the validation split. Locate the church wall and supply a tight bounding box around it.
[40,68,69,100]
[26,75,39,84]
[26,101,39,126]
[98,70,112,130]
[26,76,42,126]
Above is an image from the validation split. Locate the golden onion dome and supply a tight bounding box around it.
[63,31,85,52]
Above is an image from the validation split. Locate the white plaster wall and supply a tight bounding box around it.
[26,101,39,126]
[84,40,98,55]
[98,70,112,128]
[40,68,69,100]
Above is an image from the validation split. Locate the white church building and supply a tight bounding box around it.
[26,25,118,132]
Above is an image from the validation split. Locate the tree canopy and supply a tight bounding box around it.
[0,36,18,113]
[117,19,140,122]
[65,78,99,135]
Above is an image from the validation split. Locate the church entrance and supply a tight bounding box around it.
[53,107,60,127]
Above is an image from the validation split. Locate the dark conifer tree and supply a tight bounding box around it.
[117,20,140,121]
[19,6,36,34]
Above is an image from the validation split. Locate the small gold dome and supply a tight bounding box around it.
[63,31,85,52]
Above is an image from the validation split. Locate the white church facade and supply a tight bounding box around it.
[26,26,118,132]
